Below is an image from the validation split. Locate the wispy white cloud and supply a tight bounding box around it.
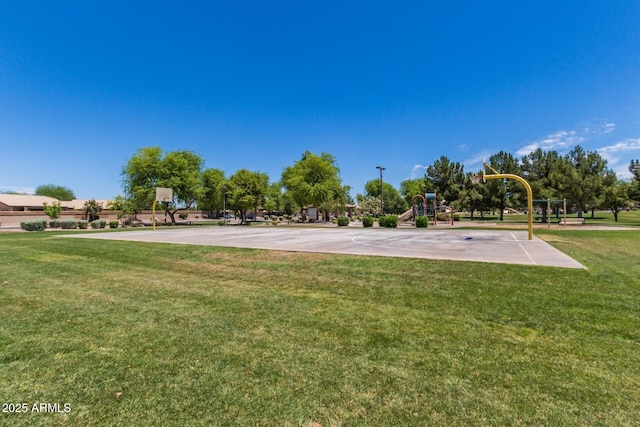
[463,150,491,172]
[516,130,585,156]
[597,137,640,165]
[601,121,616,134]
[0,186,35,194]
[518,121,616,157]
[409,164,428,179]
[584,121,617,136]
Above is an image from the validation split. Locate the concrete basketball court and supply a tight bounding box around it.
[67,226,586,269]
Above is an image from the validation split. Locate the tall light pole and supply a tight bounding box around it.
[376,165,385,216]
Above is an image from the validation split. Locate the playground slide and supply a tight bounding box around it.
[398,208,414,222]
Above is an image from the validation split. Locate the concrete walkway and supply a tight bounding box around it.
[66,226,586,269]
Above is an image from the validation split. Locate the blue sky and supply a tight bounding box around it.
[1,1,639,200]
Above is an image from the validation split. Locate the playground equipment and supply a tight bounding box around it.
[399,193,456,227]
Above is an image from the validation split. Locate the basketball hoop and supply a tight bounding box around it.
[153,187,173,231]
[156,187,173,202]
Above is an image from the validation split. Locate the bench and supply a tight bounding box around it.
[561,218,585,226]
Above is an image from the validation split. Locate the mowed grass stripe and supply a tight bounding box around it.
[0,230,638,426]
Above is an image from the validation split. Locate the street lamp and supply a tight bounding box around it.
[376,165,386,216]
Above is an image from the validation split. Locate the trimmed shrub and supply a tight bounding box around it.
[362,216,374,228]
[78,220,88,229]
[21,219,47,231]
[415,216,429,228]
[454,214,461,221]
[179,212,188,220]
[49,219,61,228]
[378,215,398,228]
[60,220,78,229]
[337,216,350,226]
[109,221,119,229]
[91,219,106,229]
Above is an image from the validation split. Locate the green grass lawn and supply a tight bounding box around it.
[1,229,639,426]
[462,209,640,227]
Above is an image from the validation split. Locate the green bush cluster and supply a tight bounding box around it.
[21,219,47,231]
[362,216,374,228]
[454,214,461,221]
[415,216,429,228]
[60,220,78,229]
[337,216,350,226]
[91,219,107,229]
[78,220,88,229]
[378,215,398,228]
[49,219,61,228]
[109,221,119,228]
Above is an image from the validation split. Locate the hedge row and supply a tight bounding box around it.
[21,219,47,231]
[20,219,116,231]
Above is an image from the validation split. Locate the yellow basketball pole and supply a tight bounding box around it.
[152,200,157,231]
[483,164,534,240]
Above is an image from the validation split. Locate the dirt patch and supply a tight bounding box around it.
[538,235,573,244]
[253,250,331,262]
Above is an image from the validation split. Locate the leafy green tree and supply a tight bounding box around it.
[630,159,640,181]
[106,195,126,211]
[227,169,268,221]
[485,151,523,221]
[363,180,407,214]
[43,201,62,219]
[458,172,490,220]
[161,150,206,222]
[35,184,75,201]
[264,181,283,216]
[281,151,344,219]
[630,180,640,203]
[602,177,630,222]
[199,168,227,216]
[557,146,609,218]
[281,191,296,216]
[121,146,163,213]
[399,178,425,206]
[425,156,465,205]
[122,147,205,224]
[521,149,564,200]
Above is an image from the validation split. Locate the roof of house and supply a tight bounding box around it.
[60,199,111,210]
[0,194,60,207]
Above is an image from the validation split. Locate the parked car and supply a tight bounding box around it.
[224,214,235,219]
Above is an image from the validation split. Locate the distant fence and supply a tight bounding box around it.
[0,210,212,227]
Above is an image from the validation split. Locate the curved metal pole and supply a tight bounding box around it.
[483,173,533,240]
[411,194,427,221]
